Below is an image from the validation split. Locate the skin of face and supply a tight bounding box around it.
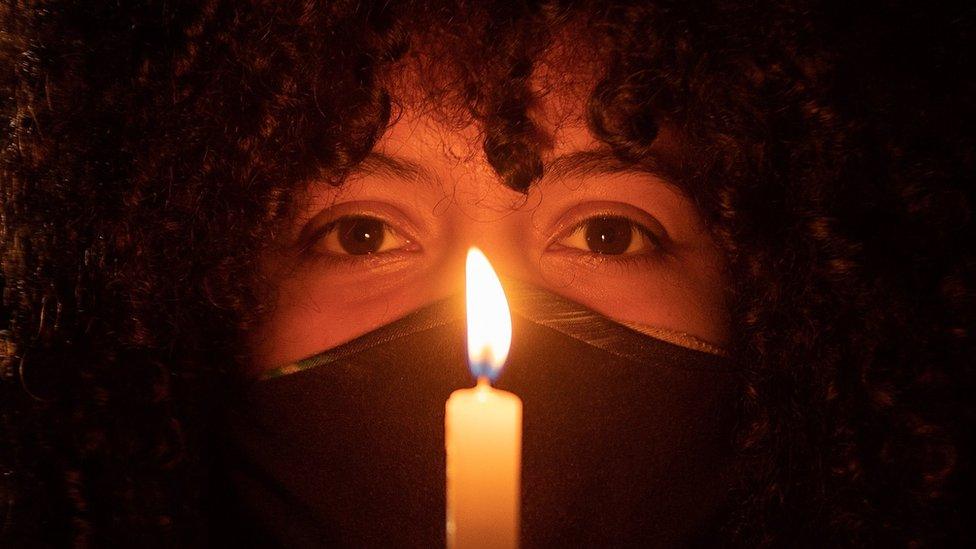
[248,76,731,373]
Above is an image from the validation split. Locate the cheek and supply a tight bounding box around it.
[537,244,730,347]
[248,259,448,371]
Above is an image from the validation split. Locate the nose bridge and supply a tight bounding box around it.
[461,179,540,265]
[429,209,541,300]
[461,223,539,288]
[468,241,522,281]
[427,157,545,295]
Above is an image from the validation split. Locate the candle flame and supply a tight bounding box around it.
[465,247,512,381]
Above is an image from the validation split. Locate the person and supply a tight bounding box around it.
[1,0,972,546]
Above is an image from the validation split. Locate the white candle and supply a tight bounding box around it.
[445,248,522,549]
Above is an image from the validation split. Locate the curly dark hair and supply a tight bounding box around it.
[2,0,973,545]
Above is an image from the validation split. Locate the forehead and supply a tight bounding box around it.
[339,29,691,211]
[375,27,607,166]
[377,86,600,181]
[372,102,598,180]
[347,96,685,224]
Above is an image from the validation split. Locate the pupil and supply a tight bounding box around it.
[337,217,385,255]
[584,216,632,255]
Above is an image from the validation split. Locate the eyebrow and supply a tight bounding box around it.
[543,149,671,184]
[354,151,442,192]
[353,148,672,191]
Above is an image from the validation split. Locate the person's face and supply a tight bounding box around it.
[249,73,730,372]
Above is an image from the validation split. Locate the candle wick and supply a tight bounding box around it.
[474,377,491,403]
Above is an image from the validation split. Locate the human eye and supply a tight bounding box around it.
[551,215,662,256]
[300,203,421,263]
[315,215,412,255]
[545,203,668,261]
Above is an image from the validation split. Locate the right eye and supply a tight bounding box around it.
[315,215,413,256]
[552,215,662,256]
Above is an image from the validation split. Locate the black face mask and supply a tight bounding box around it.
[213,281,740,547]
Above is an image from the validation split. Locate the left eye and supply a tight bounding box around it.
[553,215,660,255]
[316,216,412,256]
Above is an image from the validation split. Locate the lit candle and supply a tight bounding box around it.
[445,248,522,549]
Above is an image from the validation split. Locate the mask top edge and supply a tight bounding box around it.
[259,299,458,381]
[260,282,733,381]
[617,321,729,357]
